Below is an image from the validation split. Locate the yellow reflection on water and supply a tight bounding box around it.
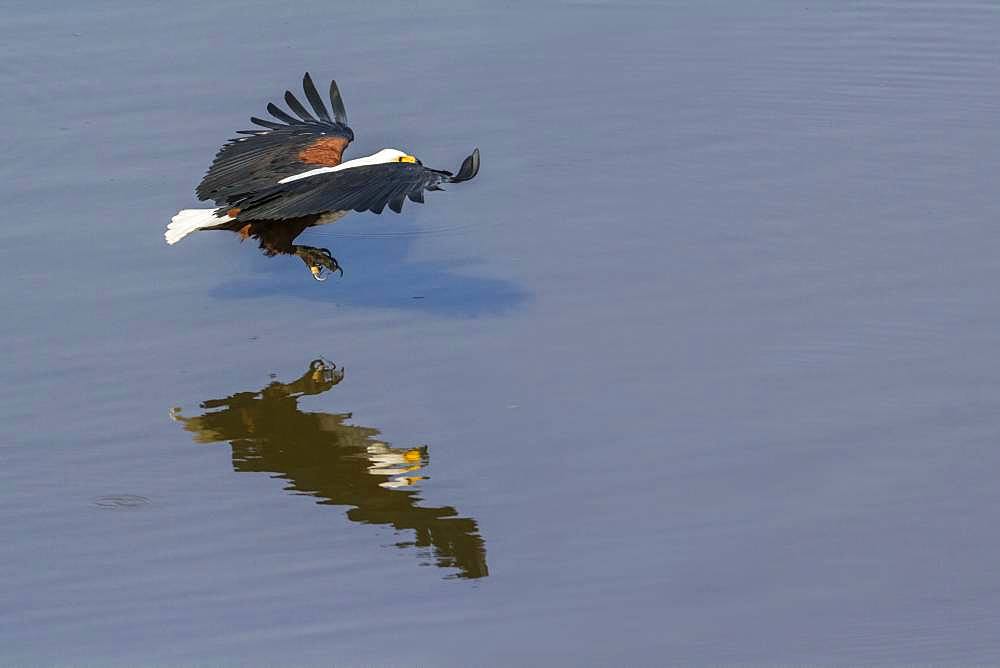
[171,359,488,579]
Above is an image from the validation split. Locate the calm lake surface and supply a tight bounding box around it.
[3,1,1000,664]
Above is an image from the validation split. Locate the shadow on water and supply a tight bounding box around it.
[171,359,488,579]
[210,230,527,317]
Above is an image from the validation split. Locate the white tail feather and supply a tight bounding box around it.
[165,209,233,245]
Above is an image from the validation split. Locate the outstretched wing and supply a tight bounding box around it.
[228,149,480,220]
[196,73,355,206]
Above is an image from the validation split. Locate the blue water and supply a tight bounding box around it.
[3,1,1000,664]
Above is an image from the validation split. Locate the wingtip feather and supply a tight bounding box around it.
[284,90,316,122]
[266,102,298,125]
[452,148,480,183]
[302,72,332,122]
[329,80,348,125]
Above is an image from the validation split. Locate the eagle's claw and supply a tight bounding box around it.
[294,245,343,281]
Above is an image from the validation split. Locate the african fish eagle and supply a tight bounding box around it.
[166,73,480,280]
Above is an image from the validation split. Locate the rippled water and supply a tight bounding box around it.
[3,1,1000,664]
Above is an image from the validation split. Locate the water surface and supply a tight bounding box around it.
[3,1,1000,664]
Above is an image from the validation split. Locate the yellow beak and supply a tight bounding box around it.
[399,155,417,163]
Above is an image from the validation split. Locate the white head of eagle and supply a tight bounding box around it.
[166,72,480,281]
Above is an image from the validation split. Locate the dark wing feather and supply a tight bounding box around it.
[265,102,299,125]
[388,191,407,214]
[302,73,331,122]
[283,90,316,122]
[249,116,285,130]
[226,155,478,221]
[196,74,355,205]
[329,80,348,125]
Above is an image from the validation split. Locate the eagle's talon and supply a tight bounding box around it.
[295,245,342,281]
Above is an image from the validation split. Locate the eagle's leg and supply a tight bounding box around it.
[253,218,343,281]
[293,245,343,281]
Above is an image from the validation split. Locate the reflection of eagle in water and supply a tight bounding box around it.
[166,73,480,280]
[170,359,488,579]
